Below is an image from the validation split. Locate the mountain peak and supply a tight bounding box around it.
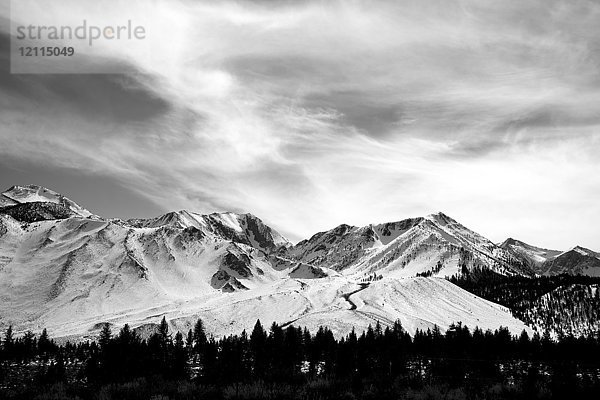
[425,211,458,225]
[571,246,600,258]
[501,237,518,244]
[499,237,530,248]
[2,185,98,219]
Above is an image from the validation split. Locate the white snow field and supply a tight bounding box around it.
[0,186,531,340]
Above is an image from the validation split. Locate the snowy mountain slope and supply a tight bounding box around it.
[1,185,98,218]
[24,275,530,341]
[0,185,532,341]
[0,215,290,333]
[285,212,530,279]
[499,239,600,276]
[174,276,530,339]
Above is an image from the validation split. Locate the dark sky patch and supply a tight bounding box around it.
[0,34,170,125]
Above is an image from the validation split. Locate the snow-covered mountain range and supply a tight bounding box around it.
[0,185,596,340]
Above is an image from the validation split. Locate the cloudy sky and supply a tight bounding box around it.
[0,0,599,249]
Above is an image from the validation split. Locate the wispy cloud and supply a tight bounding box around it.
[1,0,599,249]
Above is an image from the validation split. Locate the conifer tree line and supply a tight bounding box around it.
[449,267,600,335]
[2,316,600,397]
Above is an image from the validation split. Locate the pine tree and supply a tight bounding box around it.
[99,324,112,349]
[374,321,383,338]
[38,328,53,358]
[193,318,207,353]
[518,329,531,355]
[22,330,36,361]
[267,322,285,379]
[118,324,133,346]
[250,319,267,378]
[186,329,194,354]
[2,326,14,359]
[158,317,171,349]
[172,331,188,378]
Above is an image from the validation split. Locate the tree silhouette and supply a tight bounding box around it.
[250,319,268,379]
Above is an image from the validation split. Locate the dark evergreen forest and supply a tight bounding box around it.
[449,268,600,335]
[2,314,600,400]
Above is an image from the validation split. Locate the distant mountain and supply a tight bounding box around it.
[499,238,600,277]
[542,247,600,277]
[499,238,562,272]
[286,212,530,279]
[571,246,600,259]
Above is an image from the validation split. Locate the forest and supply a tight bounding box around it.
[449,268,600,336]
[2,314,600,400]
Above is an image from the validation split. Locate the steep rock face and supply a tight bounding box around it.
[240,213,289,253]
[222,251,253,278]
[210,270,249,292]
[289,263,328,279]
